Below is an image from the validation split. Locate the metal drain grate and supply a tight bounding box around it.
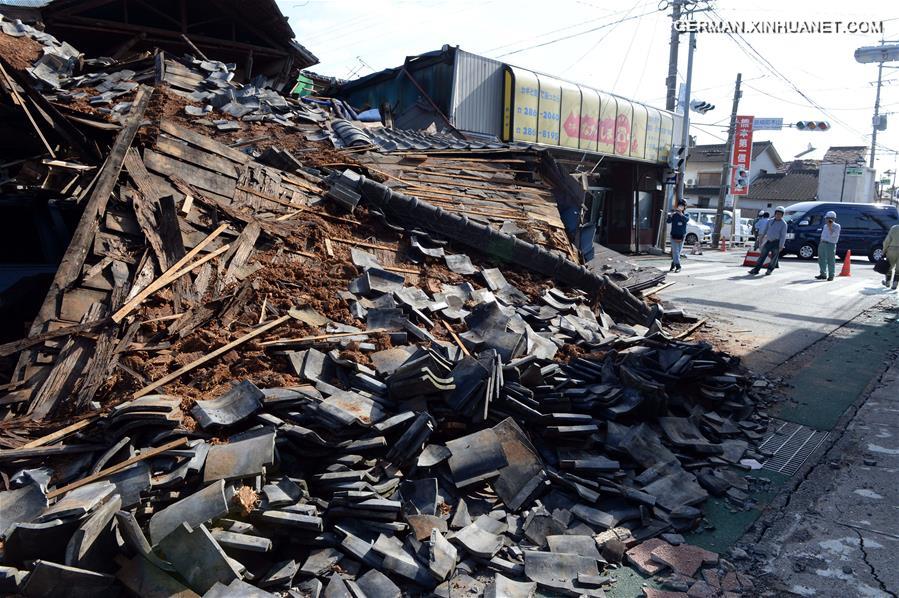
[759,420,830,476]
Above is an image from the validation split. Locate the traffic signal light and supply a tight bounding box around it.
[795,121,830,131]
[690,100,715,114]
[668,145,687,171]
[734,167,749,189]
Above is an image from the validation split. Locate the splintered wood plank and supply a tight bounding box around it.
[12,85,153,397]
[59,288,108,323]
[162,72,205,92]
[111,243,229,324]
[111,223,229,323]
[124,150,169,270]
[155,136,243,179]
[157,195,189,308]
[27,304,104,420]
[143,149,237,198]
[159,120,250,164]
[224,221,260,283]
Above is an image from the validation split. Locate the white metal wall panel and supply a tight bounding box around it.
[451,49,505,137]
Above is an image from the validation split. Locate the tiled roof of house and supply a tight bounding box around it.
[746,170,818,202]
[822,146,867,164]
[689,141,782,164]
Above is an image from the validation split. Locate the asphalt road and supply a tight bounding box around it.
[634,248,898,373]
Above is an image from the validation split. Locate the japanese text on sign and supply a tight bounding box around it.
[731,115,754,196]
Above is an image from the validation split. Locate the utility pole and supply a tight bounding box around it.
[675,30,696,205]
[712,72,742,247]
[664,0,683,112]
[870,59,884,168]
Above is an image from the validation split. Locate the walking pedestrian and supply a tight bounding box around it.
[883,223,899,290]
[753,211,770,250]
[749,206,787,276]
[666,199,689,273]
[815,210,840,281]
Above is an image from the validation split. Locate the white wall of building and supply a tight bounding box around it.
[683,148,780,189]
[818,164,876,202]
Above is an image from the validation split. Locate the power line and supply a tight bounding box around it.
[691,122,727,142]
[494,8,660,58]
[563,0,647,74]
[612,2,648,89]
[481,0,656,55]
[743,83,899,111]
[707,8,869,140]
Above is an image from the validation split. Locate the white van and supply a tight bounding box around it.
[685,208,751,242]
[667,215,711,246]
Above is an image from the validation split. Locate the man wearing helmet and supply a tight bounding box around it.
[815,210,841,281]
[749,206,787,276]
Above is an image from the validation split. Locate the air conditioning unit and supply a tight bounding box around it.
[686,179,695,186]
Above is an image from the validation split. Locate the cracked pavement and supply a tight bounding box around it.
[747,343,899,597]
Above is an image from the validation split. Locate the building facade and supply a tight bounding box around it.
[682,141,783,208]
[337,46,684,254]
[817,147,876,203]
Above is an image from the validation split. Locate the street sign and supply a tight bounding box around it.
[854,43,899,64]
[846,166,865,176]
[731,115,754,196]
[752,118,783,131]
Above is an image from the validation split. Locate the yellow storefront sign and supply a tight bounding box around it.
[536,74,562,146]
[645,108,662,162]
[506,66,539,143]
[630,103,647,160]
[614,99,632,157]
[578,86,599,152]
[501,65,678,163]
[659,112,674,158]
[597,92,617,155]
[559,80,582,149]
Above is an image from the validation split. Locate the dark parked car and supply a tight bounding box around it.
[781,202,899,262]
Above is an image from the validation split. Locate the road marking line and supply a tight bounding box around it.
[667,267,730,277]
[782,280,826,292]
[828,280,875,297]
[696,269,753,281]
[734,271,807,286]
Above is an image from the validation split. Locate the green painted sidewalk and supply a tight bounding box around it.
[771,310,898,431]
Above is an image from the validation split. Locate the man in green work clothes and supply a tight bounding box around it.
[814,210,840,281]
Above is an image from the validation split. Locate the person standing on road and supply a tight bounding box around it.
[815,210,841,281]
[666,199,689,273]
[883,223,899,290]
[753,211,770,250]
[750,206,787,276]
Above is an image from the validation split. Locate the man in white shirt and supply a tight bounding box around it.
[815,210,841,281]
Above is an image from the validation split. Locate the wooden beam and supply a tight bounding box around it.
[47,437,188,499]
[11,86,152,386]
[675,318,707,340]
[159,120,249,164]
[133,315,291,398]
[259,328,392,349]
[20,417,95,448]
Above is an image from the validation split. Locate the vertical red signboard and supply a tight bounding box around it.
[730,115,754,196]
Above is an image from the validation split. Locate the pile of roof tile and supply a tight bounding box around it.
[0,14,767,598]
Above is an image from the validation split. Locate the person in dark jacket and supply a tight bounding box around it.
[667,199,689,273]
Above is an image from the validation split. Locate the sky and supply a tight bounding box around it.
[280,0,899,178]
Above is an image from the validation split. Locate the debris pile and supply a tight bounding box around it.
[0,12,765,598]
